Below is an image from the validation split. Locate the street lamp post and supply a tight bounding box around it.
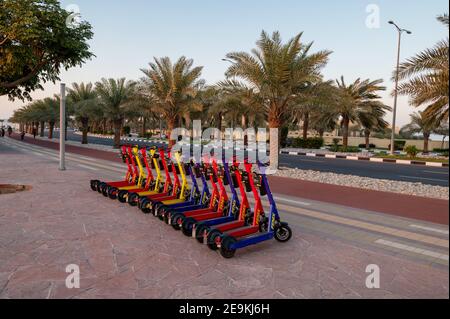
[389,20,411,154]
[59,83,66,171]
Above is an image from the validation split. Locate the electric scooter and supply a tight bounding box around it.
[168,159,229,231]
[192,159,251,245]
[208,162,292,258]
[125,147,169,206]
[90,145,132,192]
[138,150,187,214]
[141,151,191,217]
[107,146,148,200]
[156,160,211,223]
[96,145,140,197]
[180,159,246,238]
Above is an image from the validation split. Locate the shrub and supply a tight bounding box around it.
[139,132,153,139]
[291,137,324,149]
[404,145,419,158]
[388,140,406,151]
[339,146,360,153]
[433,148,449,153]
[358,143,376,149]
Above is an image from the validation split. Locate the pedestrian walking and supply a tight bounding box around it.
[20,131,25,141]
[7,126,12,137]
[32,127,37,139]
[1,128,5,137]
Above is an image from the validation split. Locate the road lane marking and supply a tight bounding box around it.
[409,224,449,235]
[423,170,449,175]
[277,203,449,249]
[274,197,311,206]
[375,239,449,261]
[399,175,448,182]
[78,164,99,171]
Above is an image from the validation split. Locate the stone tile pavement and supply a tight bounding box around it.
[0,149,448,299]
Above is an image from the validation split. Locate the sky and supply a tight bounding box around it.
[1,0,448,129]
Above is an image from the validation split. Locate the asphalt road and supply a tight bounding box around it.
[47,130,449,187]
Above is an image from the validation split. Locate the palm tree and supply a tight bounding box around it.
[397,14,449,123]
[334,76,386,148]
[400,111,440,153]
[433,121,449,149]
[40,97,59,139]
[223,31,331,168]
[95,78,136,148]
[358,103,391,149]
[141,56,204,147]
[67,82,102,144]
[291,80,338,139]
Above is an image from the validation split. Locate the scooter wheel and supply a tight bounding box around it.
[274,224,292,242]
[128,193,139,206]
[97,182,106,194]
[220,235,237,259]
[157,205,167,221]
[108,187,119,200]
[207,229,222,251]
[182,218,196,237]
[90,180,100,191]
[100,184,109,196]
[140,198,152,214]
[171,214,185,231]
[117,190,129,203]
[195,224,209,244]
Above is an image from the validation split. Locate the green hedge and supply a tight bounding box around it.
[291,137,324,149]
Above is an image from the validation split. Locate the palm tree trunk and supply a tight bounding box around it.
[241,115,247,129]
[319,129,324,138]
[302,112,309,139]
[40,121,45,137]
[268,108,281,171]
[364,129,371,149]
[81,117,89,144]
[141,117,147,137]
[216,112,222,131]
[423,132,430,154]
[167,117,177,148]
[49,121,55,139]
[342,117,350,149]
[113,119,122,149]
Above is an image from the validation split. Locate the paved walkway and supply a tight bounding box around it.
[0,139,448,298]
[7,134,449,225]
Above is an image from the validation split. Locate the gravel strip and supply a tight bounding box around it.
[275,167,449,200]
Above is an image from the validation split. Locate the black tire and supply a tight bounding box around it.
[195,224,209,244]
[220,235,237,259]
[171,214,185,231]
[157,206,167,221]
[117,190,129,203]
[182,218,196,237]
[140,198,152,214]
[274,224,292,242]
[90,180,100,191]
[128,193,139,206]
[207,229,222,251]
[97,182,106,194]
[108,187,118,200]
[100,184,109,196]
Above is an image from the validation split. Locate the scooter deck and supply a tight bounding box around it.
[143,191,170,199]
[106,181,133,187]
[117,185,141,191]
[182,207,216,218]
[133,189,158,196]
[191,211,224,222]
[224,225,260,238]
[210,220,246,232]
[161,197,185,205]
